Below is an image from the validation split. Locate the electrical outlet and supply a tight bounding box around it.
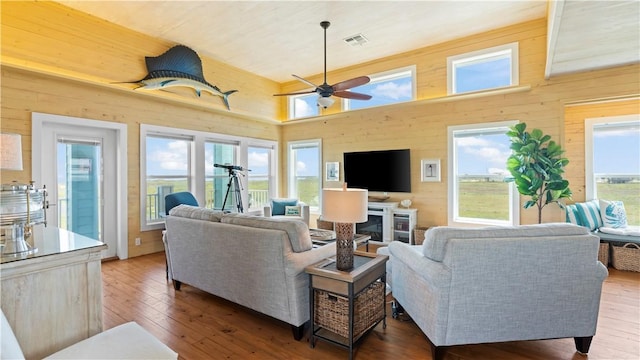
[135,237,141,246]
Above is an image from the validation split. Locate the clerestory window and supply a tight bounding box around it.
[447,42,519,95]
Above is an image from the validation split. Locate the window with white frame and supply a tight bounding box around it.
[448,121,519,226]
[447,42,519,95]
[585,115,640,226]
[144,134,193,225]
[140,124,277,230]
[343,66,415,111]
[288,139,322,212]
[247,145,276,210]
[290,93,319,119]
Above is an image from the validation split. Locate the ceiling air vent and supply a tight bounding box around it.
[343,34,368,47]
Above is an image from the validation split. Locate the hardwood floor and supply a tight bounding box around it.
[102,251,639,360]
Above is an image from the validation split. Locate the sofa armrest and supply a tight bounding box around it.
[388,242,451,288]
[283,242,337,276]
[300,204,310,226]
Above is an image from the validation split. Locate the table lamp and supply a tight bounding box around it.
[321,184,368,270]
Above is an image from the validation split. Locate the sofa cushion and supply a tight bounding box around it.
[168,204,224,222]
[422,223,589,262]
[221,213,312,252]
[575,200,603,231]
[271,199,298,216]
[599,199,628,229]
[600,225,640,237]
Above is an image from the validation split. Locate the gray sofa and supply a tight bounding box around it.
[164,205,336,339]
[383,223,608,360]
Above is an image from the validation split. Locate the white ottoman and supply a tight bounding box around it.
[44,322,178,360]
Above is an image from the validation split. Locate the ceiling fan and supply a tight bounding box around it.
[274,21,372,108]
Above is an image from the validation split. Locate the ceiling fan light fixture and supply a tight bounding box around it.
[317,96,334,108]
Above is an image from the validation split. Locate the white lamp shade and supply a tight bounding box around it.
[317,96,334,108]
[322,187,368,223]
[0,133,23,171]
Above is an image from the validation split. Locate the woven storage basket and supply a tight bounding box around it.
[598,242,609,267]
[316,218,334,231]
[314,281,384,339]
[612,243,640,272]
[413,227,429,245]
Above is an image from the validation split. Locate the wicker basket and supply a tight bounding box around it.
[316,218,334,231]
[598,242,609,267]
[314,281,384,339]
[413,227,429,245]
[611,243,640,272]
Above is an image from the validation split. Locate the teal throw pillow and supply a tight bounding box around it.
[271,199,298,216]
[599,199,628,229]
[575,200,602,231]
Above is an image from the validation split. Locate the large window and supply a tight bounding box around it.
[447,43,519,95]
[448,121,519,226]
[140,125,277,230]
[288,139,322,213]
[344,66,415,111]
[586,115,640,226]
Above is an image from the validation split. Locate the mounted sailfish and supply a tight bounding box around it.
[130,45,237,110]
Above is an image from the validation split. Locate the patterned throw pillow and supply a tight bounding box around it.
[575,200,603,231]
[565,204,582,226]
[599,199,628,229]
[285,205,301,216]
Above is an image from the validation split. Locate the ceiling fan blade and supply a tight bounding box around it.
[292,74,318,88]
[333,91,372,100]
[273,90,317,97]
[332,76,370,91]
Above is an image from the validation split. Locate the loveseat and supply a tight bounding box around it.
[164,205,336,339]
[384,223,608,360]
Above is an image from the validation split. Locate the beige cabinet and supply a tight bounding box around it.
[1,227,107,360]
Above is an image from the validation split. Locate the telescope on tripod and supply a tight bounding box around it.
[214,163,250,213]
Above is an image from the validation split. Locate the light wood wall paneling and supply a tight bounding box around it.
[280,17,639,226]
[1,1,281,118]
[3,1,640,251]
[1,65,280,258]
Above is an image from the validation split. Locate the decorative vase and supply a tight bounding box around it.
[334,222,354,270]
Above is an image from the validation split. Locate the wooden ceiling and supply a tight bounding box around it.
[57,1,639,82]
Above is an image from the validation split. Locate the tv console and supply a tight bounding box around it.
[356,202,418,244]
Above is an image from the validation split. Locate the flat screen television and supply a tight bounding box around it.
[343,149,411,193]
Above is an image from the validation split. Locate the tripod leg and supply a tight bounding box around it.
[221,175,234,212]
[233,176,244,213]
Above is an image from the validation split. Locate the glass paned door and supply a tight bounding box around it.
[57,140,102,242]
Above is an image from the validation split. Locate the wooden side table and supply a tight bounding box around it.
[306,251,388,360]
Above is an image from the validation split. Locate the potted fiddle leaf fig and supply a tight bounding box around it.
[506,123,572,223]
